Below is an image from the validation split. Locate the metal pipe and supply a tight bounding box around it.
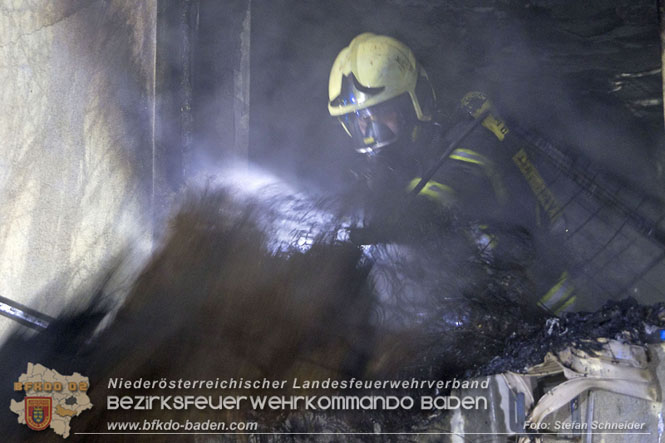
[0,295,53,330]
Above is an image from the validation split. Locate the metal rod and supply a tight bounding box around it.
[0,295,53,330]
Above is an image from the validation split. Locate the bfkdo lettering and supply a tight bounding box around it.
[14,381,88,392]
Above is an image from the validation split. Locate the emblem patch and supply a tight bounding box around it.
[25,397,52,431]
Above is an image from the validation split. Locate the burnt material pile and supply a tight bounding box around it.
[479,298,665,376]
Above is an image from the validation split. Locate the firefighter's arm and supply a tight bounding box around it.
[409,148,505,221]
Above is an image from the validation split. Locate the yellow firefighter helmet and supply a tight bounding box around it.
[328,33,436,153]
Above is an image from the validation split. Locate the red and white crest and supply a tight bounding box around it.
[25,397,52,431]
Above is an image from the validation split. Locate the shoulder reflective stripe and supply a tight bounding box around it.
[539,271,569,305]
[512,148,563,222]
[407,177,456,203]
[449,148,488,166]
[481,114,509,141]
[459,92,509,140]
[553,296,576,315]
[490,172,508,205]
[539,271,575,312]
[461,92,492,118]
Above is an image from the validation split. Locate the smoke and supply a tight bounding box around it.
[239,0,663,195]
[2,1,664,436]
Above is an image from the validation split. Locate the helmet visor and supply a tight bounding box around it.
[339,100,404,153]
[329,73,385,110]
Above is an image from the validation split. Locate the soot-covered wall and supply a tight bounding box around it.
[0,1,158,341]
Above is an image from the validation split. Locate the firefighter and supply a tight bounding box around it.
[327,32,575,314]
